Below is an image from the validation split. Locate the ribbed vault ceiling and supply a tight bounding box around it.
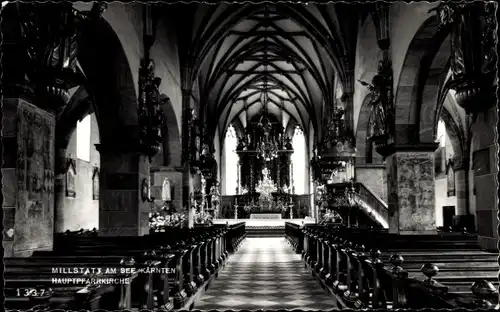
[189,3,357,140]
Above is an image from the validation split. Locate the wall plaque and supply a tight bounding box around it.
[92,167,100,200]
[66,158,76,198]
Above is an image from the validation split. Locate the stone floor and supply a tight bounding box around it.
[194,237,339,310]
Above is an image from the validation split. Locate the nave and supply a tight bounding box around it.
[193,237,338,310]
[2,2,498,311]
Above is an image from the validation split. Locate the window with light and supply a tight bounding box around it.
[437,119,446,148]
[76,114,91,162]
[292,126,306,194]
[224,124,238,195]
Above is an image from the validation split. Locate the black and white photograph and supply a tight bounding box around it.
[1,1,498,311]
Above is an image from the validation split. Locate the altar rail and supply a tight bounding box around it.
[285,224,498,309]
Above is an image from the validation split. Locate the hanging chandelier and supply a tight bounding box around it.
[255,167,277,198]
[256,135,279,161]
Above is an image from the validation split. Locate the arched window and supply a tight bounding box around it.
[224,124,238,195]
[76,114,91,162]
[292,126,306,194]
[435,118,447,174]
[437,119,446,148]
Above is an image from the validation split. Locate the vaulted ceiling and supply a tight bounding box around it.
[184,3,361,141]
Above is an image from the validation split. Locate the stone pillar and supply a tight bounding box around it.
[2,98,20,257]
[96,144,151,236]
[386,144,439,235]
[470,107,497,250]
[451,157,475,231]
[454,169,468,216]
[54,147,67,233]
[181,76,194,227]
[3,98,56,256]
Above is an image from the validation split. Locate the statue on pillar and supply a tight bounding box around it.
[210,181,220,218]
[14,2,106,109]
[429,2,496,115]
[358,59,394,144]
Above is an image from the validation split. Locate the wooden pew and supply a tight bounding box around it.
[298,224,499,310]
[4,255,139,311]
[6,235,176,311]
[51,226,231,309]
[5,224,241,311]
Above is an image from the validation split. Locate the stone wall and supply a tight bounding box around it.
[434,176,457,227]
[353,2,439,132]
[355,164,387,202]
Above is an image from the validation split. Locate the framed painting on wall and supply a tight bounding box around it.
[92,167,99,200]
[66,158,77,198]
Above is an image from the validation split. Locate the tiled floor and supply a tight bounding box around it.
[194,237,339,310]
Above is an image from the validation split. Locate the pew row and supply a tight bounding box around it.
[4,223,246,311]
[285,222,498,310]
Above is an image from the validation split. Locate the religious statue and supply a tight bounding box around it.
[237,137,246,150]
[16,2,107,108]
[358,59,393,143]
[429,3,465,77]
[138,57,166,155]
[199,143,217,179]
[161,178,171,201]
[145,76,166,144]
[210,183,220,202]
[209,182,220,218]
[429,2,496,115]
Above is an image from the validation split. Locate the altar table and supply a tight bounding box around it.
[250,213,282,219]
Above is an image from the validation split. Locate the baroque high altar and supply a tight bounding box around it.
[235,113,294,208]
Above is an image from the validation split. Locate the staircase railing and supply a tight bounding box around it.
[354,182,389,229]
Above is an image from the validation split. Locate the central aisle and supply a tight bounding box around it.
[194,237,339,310]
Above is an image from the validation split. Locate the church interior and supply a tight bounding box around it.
[1,1,498,310]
